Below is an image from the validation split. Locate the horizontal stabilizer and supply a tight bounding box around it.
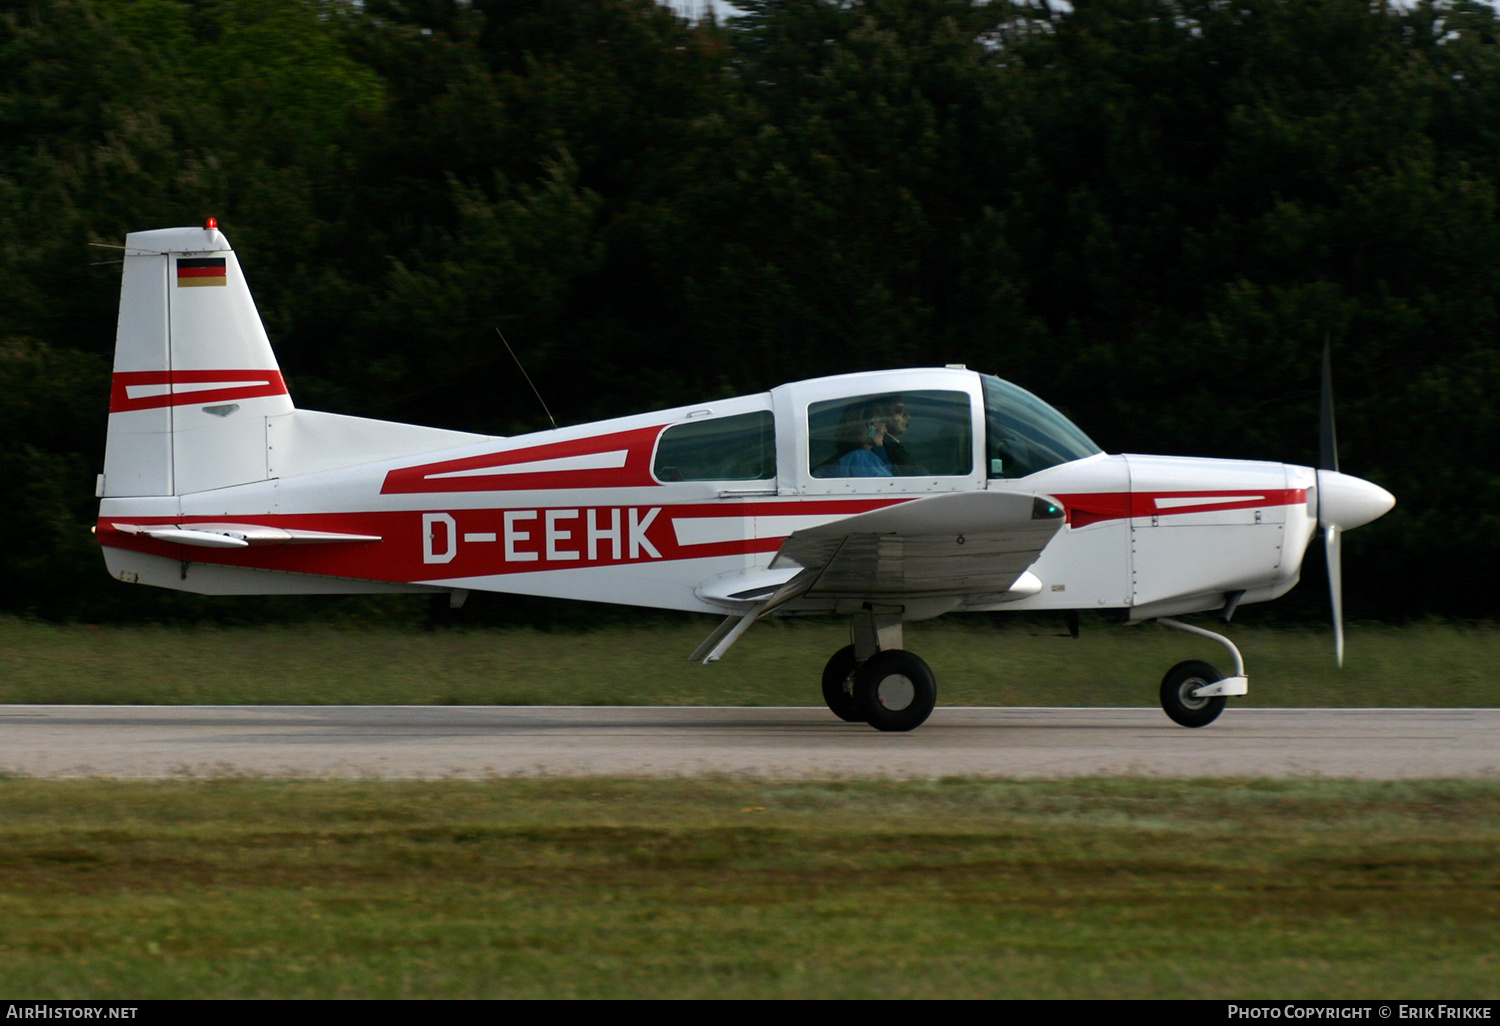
[111,523,382,548]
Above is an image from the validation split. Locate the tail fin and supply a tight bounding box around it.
[101,224,294,497]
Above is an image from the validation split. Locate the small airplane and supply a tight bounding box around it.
[95,222,1395,731]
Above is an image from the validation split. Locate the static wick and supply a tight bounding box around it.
[496,328,558,430]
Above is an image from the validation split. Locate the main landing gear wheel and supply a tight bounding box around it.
[820,645,864,723]
[854,650,937,733]
[1160,659,1228,728]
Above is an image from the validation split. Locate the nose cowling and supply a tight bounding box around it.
[1317,470,1395,531]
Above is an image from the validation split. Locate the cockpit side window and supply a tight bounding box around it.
[807,390,973,478]
[982,375,1102,479]
[654,410,775,482]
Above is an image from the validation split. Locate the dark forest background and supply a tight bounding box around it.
[2,0,1496,623]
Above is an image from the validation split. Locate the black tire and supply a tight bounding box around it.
[1160,659,1228,728]
[854,650,937,733]
[821,645,864,722]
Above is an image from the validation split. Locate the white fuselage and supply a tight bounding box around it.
[100,366,1322,624]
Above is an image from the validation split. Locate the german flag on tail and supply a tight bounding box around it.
[176,257,226,287]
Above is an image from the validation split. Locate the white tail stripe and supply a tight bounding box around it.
[426,450,630,480]
[124,379,272,401]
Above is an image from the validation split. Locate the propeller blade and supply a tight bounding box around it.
[1325,523,1344,669]
[1320,339,1344,668]
[1319,338,1339,475]
[1313,341,1394,667]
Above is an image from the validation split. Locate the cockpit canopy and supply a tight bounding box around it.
[649,367,1102,489]
[801,374,1100,482]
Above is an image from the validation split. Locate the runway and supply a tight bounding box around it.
[0,705,1496,779]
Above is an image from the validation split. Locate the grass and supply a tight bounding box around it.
[4,620,1496,998]
[0,776,1496,998]
[2,615,1498,707]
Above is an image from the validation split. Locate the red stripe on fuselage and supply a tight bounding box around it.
[1052,489,1307,527]
[95,499,909,583]
[380,425,668,494]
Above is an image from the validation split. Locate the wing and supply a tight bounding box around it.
[770,490,1065,600]
[691,491,1064,663]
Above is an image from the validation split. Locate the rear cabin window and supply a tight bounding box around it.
[653,410,776,482]
[808,390,973,478]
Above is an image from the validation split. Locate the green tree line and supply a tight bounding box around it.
[2,0,1495,621]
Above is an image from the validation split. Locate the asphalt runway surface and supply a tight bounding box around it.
[0,705,1496,779]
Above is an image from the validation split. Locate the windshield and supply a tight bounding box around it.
[982,374,1102,478]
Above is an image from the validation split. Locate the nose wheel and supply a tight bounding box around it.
[1159,659,1227,727]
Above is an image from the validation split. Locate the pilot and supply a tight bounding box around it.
[828,400,896,477]
[879,396,926,475]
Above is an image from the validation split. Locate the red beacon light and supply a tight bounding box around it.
[205,217,218,231]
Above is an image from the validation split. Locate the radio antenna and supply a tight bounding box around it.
[496,328,558,430]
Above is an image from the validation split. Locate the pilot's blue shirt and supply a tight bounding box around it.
[832,447,894,477]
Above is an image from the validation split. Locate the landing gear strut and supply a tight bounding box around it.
[820,610,937,732]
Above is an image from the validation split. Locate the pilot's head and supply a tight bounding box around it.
[837,399,890,450]
[879,396,909,438]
